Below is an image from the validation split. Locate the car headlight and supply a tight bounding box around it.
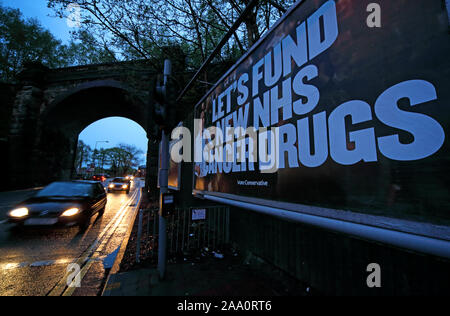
[9,208,29,218]
[122,184,128,189]
[109,184,114,188]
[61,208,80,217]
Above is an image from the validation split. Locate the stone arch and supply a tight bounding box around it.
[7,61,164,191]
[42,79,148,133]
[32,79,152,185]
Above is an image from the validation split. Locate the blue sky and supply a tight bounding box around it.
[79,117,148,165]
[1,0,72,43]
[1,0,149,163]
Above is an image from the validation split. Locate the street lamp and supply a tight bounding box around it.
[94,141,109,174]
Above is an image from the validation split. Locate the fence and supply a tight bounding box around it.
[136,205,230,263]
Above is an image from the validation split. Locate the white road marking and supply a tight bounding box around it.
[30,260,57,267]
[59,189,141,296]
[1,256,106,271]
[49,188,140,296]
[0,220,6,225]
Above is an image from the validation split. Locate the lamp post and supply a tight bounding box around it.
[94,141,109,174]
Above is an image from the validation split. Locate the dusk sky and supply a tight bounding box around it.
[2,0,149,163]
[2,0,72,44]
[79,118,148,165]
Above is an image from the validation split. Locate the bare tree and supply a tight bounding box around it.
[47,0,295,69]
[75,140,91,174]
[103,144,143,176]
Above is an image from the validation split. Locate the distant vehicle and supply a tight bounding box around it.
[125,175,135,181]
[7,181,107,230]
[137,166,146,178]
[107,177,131,194]
[92,174,109,182]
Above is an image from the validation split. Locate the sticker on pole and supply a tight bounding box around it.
[192,208,206,221]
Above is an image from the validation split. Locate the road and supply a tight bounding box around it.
[0,179,142,296]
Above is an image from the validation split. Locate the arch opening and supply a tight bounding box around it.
[33,83,153,186]
[75,117,148,180]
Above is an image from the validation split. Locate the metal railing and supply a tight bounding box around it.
[136,205,230,263]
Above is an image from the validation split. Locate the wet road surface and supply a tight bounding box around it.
[0,179,142,296]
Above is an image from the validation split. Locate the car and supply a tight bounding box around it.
[7,181,107,230]
[124,175,135,181]
[107,177,131,194]
[92,174,108,182]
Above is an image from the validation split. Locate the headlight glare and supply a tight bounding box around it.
[9,208,29,218]
[61,208,80,217]
[122,184,128,189]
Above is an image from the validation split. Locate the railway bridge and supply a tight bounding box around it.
[5,60,162,190]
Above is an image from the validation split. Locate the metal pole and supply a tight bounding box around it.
[157,131,169,278]
[157,59,171,279]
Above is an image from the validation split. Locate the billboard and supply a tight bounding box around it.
[193,0,450,225]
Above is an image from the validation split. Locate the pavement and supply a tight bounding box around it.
[103,264,278,296]
[100,190,313,297]
[102,251,311,297]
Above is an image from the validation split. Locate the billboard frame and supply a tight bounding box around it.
[190,0,450,251]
